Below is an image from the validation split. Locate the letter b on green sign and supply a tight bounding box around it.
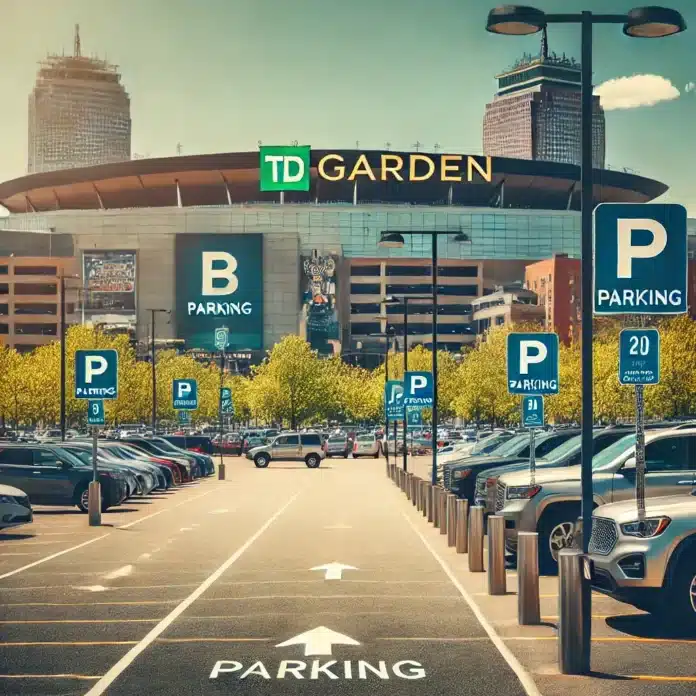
[259,146,310,191]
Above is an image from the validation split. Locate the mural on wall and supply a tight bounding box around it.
[302,249,339,354]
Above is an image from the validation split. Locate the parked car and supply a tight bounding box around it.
[209,432,243,456]
[589,490,696,631]
[247,432,325,468]
[149,436,215,477]
[497,427,696,573]
[162,434,214,455]
[0,443,128,513]
[242,435,267,455]
[107,441,191,483]
[325,433,351,458]
[121,437,203,478]
[353,433,382,459]
[0,483,33,529]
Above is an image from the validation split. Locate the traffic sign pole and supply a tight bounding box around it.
[529,428,536,487]
[89,426,101,526]
[635,384,646,522]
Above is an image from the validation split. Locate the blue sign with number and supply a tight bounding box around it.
[87,399,105,426]
[522,396,544,428]
[403,372,433,406]
[173,379,198,410]
[385,380,404,421]
[75,350,118,400]
[619,329,660,385]
[220,387,234,414]
[507,333,559,395]
[593,203,687,315]
[406,407,422,427]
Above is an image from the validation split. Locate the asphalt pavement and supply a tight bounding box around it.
[1,455,694,696]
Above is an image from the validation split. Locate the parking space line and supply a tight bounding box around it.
[0,619,160,624]
[83,492,300,696]
[0,674,102,680]
[504,636,696,644]
[157,637,270,643]
[376,636,492,642]
[402,512,542,696]
[0,641,138,647]
[0,534,110,580]
[117,488,218,529]
[3,599,179,607]
[626,675,696,682]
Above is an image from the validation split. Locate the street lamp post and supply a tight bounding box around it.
[148,309,170,434]
[370,326,396,461]
[379,230,470,484]
[486,3,686,674]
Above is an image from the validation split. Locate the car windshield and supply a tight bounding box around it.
[470,433,510,455]
[488,433,529,457]
[592,433,636,471]
[151,438,180,453]
[51,446,89,467]
[539,434,581,462]
[357,435,374,442]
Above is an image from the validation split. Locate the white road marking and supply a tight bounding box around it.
[83,492,300,696]
[210,509,229,515]
[118,489,216,529]
[276,626,360,656]
[0,535,110,580]
[138,553,151,560]
[74,585,109,592]
[103,565,134,580]
[310,563,358,580]
[323,524,351,530]
[402,512,542,696]
[179,527,193,532]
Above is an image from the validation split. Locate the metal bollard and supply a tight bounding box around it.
[468,506,485,572]
[411,476,418,506]
[422,482,429,517]
[427,484,434,522]
[439,491,448,535]
[406,473,412,500]
[433,487,441,528]
[455,499,469,553]
[447,494,457,547]
[487,515,506,595]
[218,463,226,481]
[558,549,591,675]
[88,481,101,526]
[397,468,402,489]
[385,460,390,477]
[518,532,540,625]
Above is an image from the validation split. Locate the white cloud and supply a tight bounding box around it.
[594,74,680,110]
[685,82,696,93]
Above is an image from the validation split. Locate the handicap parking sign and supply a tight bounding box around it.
[403,372,433,406]
[594,203,687,315]
[75,350,118,400]
[173,379,198,410]
[507,333,559,395]
[522,396,544,428]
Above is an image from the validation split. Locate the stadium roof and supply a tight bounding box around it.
[0,150,667,213]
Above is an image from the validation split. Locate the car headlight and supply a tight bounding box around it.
[506,485,542,500]
[453,468,472,480]
[620,517,671,538]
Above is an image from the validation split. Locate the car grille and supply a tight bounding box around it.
[588,517,618,556]
[475,477,486,497]
[443,467,452,490]
[495,481,506,512]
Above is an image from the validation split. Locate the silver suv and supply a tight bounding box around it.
[247,432,325,468]
[589,491,696,631]
[496,428,696,573]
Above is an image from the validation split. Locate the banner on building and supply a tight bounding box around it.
[82,251,137,325]
[302,249,339,354]
[175,234,264,351]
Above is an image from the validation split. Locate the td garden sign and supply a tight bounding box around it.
[259,146,492,191]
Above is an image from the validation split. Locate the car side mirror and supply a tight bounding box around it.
[58,460,71,470]
[623,457,637,471]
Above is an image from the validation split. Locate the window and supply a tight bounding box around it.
[301,434,322,446]
[14,283,57,296]
[386,266,430,276]
[14,266,57,276]
[645,436,691,472]
[350,283,381,295]
[351,322,380,336]
[0,324,7,335]
[0,448,32,465]
[536,435,571,457]
[275,435,299,446]
[386,284,432,295]
[0,265,7,275]
[33,449,62,467]
[14,323,57,336]
[351,303,381,315]
[351,265,380,277]
[0,304,8,315]
[436,285,478,296]
[0,284,8,295]
[14,303,57,316]
[437,266,478,278]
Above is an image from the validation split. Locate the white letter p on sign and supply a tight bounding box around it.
[617,218,667,279]
[410,375,427,393]
[177,382,191,399]
[85,356,108,384]
[519,340,547,375]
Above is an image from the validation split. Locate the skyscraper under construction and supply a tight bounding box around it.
[28,25,131,174]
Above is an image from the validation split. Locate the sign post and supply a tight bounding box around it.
[75,350,118,526]
[385,381,404,467]
[595,203,686,527]
[219,386,233,480]
[522,396,545,486]
[403,372,433,472]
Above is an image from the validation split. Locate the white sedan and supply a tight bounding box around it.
[0,484,33,530]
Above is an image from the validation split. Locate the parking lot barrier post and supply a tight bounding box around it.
[88,481,101,526]
[468,505,485,572]
[427,484,434,522]
[487,515,506,595]
[558,548,591,675]
[433,487,441,528]
[518,532,540,625]
[439,491,448,536]
[418,480,425,512]
[406,473,412,500]
[446,494,457,546]
[411,476,418,506]
[455,499,469,554]
[386,460,389,477]
[218,462,226,480]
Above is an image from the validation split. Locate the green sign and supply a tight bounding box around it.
[87,399,105,426]
[220,387,234,415]
[175,234,264,351]
[259,146,310,191]
[406,407,422,427]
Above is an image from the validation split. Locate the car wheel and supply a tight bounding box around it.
[663,554,696,634]
[305,454,321,468]
[254,454,270,468]
[538,506,580,575]
[373,450,379,459]
[325,453,332,458]
[76,485,104,514]
[344,450,350,458]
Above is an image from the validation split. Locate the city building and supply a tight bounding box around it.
[483,31,605,169]
[470,282,544,333]
[0,148,679,364]
[0,256,79,352]
[27,25,131,174]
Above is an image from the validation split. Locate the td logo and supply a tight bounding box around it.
[260,145,310,192]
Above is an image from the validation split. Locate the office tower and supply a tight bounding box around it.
[28,24,131,174]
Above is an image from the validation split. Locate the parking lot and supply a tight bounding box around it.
[0,455,694,696]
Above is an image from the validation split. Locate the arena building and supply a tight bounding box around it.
[0,148,685,361]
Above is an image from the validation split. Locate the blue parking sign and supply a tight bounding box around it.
[87,400,105,426]
[507,333,559,395]
[403,372,433,406]
[385,380,404,421]
[75,350,118,400]
[594,203,687,315]
[522,396,544,428]
[406,407,422,427]
[619,329,660,385]
[173,379,198,410]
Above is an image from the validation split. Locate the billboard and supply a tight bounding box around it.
[175,234,264,351]
[302,250,339,355]
[82,251,137,319]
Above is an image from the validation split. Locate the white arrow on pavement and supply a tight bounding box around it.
[275,626,361,656]
[310,562,358,580]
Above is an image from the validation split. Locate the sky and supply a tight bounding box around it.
[0,0,694,212]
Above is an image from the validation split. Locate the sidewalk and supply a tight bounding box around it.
[388,457,696,696]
